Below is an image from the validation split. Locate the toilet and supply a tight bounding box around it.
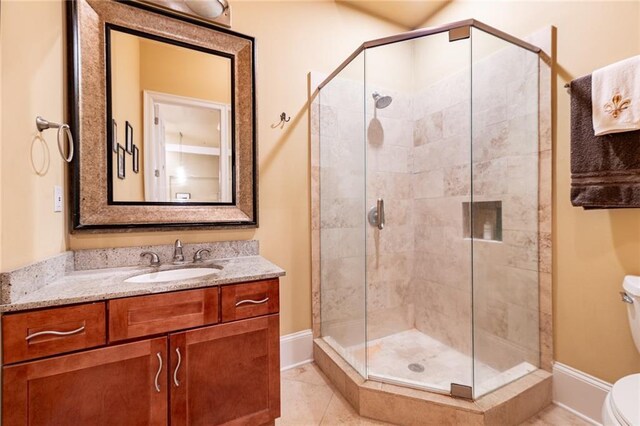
[602,276,640,426]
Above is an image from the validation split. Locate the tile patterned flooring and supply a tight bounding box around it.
[278,363,591,426]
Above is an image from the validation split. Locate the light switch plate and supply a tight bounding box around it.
[54,185,63,212]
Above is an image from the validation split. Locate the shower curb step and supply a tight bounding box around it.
[313,338,552,426]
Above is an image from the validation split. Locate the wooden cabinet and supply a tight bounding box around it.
[1,279,280,425]
[169,315,280,425]
[3,337,168,426]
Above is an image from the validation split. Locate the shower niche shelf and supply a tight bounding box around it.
[463,201,502,242]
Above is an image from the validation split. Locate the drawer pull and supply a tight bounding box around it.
[235,297,269,307]
[173,348,182,387]
[154,352,163,393]
[25,326,85,341]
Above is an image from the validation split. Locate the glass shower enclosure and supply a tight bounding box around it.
[317,20,541,399]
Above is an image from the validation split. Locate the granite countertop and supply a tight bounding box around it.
[0,255,285,313]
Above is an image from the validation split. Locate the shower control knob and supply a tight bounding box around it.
[367,198,385,230]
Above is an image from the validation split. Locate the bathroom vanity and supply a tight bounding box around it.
[0,241,285,425]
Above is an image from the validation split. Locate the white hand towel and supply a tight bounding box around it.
[592,55,640,136]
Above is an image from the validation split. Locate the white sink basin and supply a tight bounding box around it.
[125,267,221,283]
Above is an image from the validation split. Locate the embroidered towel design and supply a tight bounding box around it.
[604,93,631,119]
[591,55,640,136]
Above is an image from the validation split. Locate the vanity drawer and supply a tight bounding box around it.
[108,288,219,342]
[2,303,106,364]
[221,279,279,322]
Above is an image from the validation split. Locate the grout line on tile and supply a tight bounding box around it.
[318,390,337,425]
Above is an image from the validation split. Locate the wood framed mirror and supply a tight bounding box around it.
[68,0,257,231]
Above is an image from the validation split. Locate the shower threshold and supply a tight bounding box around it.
[369,362,538,399]
[367,372,451,396]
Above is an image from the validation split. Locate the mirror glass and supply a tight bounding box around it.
[108,28,233,204]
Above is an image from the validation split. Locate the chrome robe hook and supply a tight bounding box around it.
[271,112,291,129]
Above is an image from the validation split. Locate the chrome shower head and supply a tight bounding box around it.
[372,92,393,109]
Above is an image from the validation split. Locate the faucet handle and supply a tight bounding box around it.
[141,251,161,267]
[193,248,211,263]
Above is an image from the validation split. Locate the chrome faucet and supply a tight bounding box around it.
[173,239,185,263]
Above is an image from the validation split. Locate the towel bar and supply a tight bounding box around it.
[35,116,74,163]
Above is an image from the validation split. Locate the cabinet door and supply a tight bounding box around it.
[170,314,280,426]
[3,337,168,426]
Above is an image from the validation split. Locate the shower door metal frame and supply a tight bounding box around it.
[317,19,549,91]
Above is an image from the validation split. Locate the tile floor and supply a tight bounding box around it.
[278,363,591,426]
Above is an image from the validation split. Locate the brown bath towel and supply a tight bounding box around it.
[570,74,640,208]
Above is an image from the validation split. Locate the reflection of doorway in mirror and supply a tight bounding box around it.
[143,91,232,203]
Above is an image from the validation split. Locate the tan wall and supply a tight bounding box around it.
[111,31,144,200]
[139,37,231,104]
[421,1,640,384]
[0,0,404,337]
[1,0,68,271]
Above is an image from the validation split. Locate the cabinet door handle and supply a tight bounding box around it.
[154,352,163,393]
[235,297,269,307]
[25,326,85,341]
[173,348,182,387]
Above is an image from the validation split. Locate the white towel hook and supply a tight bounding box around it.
[35,116,74,163]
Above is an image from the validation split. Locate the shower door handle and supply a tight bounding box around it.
[376,198,385,230]
[368,198,385,230]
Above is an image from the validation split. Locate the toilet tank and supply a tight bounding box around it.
[623,275,640,354]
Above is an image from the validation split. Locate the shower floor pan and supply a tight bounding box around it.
[345,329,535,396]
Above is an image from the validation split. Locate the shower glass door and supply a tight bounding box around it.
[363,30,473,393]
[471,27,540,398]
[318,52,367,377]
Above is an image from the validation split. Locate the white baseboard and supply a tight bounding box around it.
[553,362,613,425]
[280,329,313,371]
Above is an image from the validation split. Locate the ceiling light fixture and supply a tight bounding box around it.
[184,0,228,19]
[135,0,232,28]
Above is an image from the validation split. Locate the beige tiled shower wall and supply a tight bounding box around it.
[365,87,416,342]
[409,43,542,377]
[471,44,541,380]
[411,68,474,359]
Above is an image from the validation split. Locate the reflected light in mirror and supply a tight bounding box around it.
[176,166,187,184]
